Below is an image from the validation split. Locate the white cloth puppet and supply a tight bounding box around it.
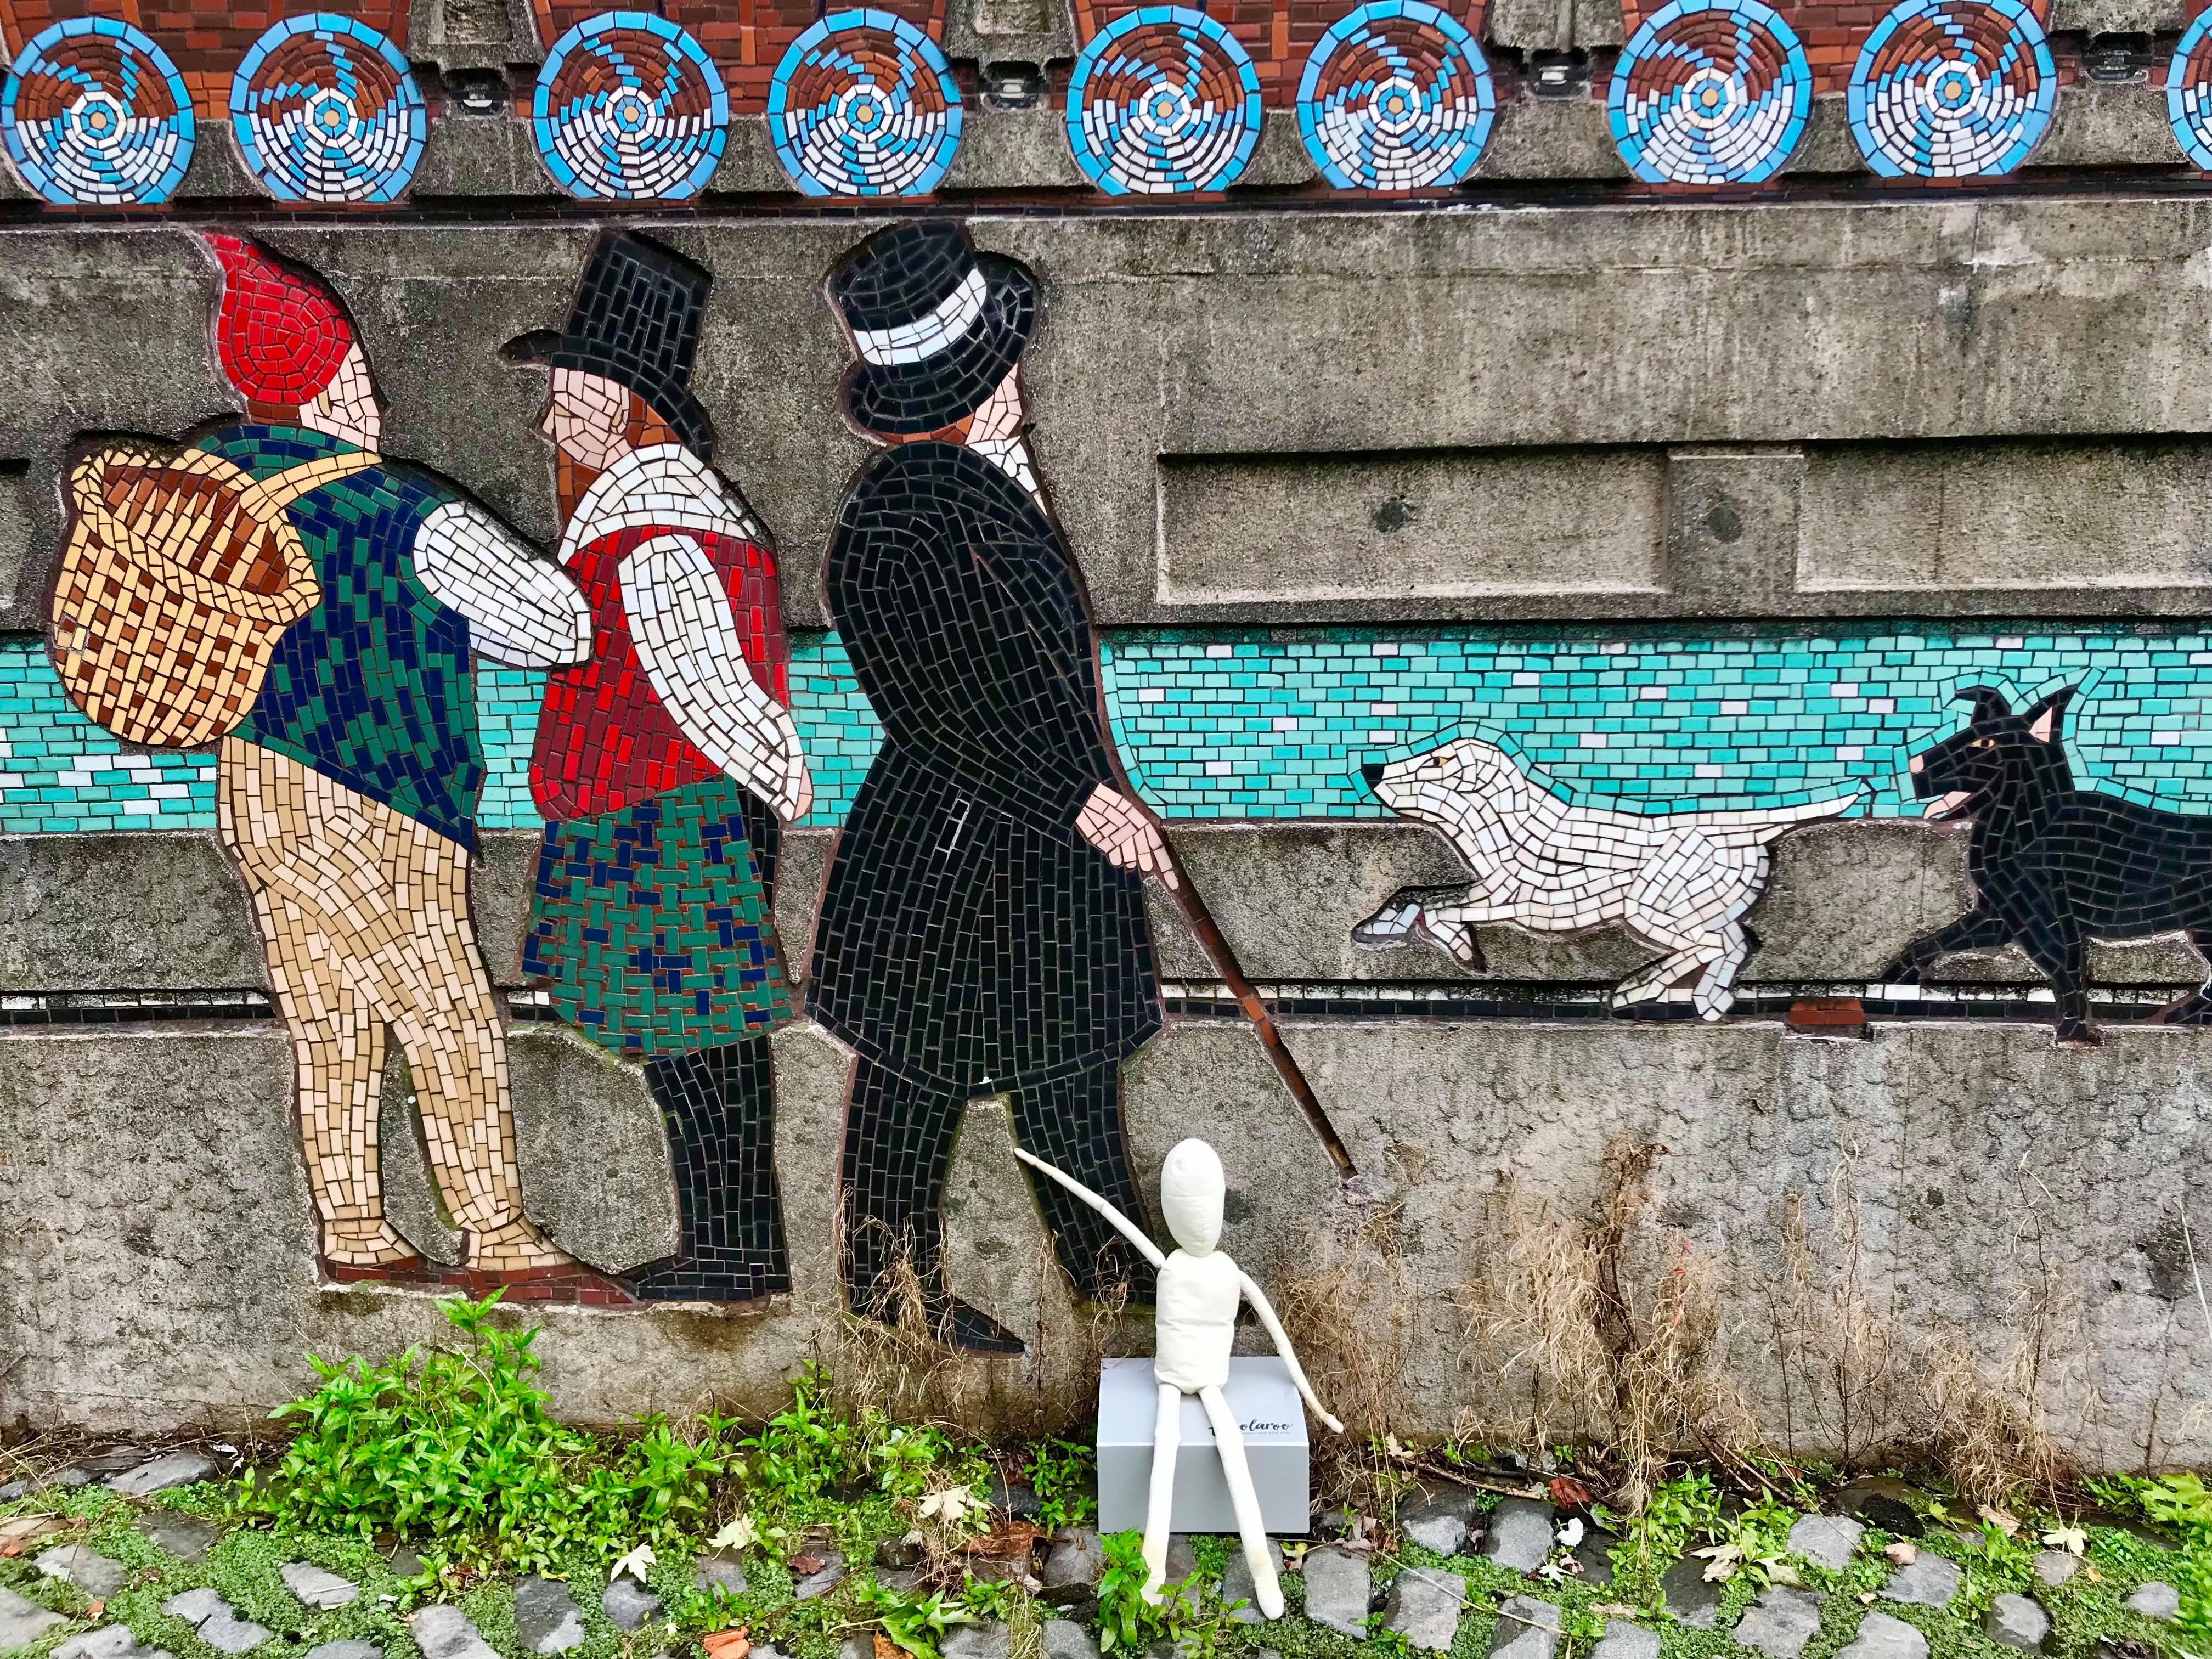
[1014,1140,1344,1619]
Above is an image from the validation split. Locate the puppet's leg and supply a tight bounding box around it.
[1200,1385,1282,1618]
[1143,1383,1181,1605]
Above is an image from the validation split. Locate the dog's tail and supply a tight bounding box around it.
[1694,782,1867,844]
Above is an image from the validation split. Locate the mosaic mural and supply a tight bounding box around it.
[6,0,2193,201]
[531,11,731,201]
[0,3,428,204]
[41,232,615,1300]
[810,223,1166,1350]
[23,218,2212,1333]
[514,233,811,1305]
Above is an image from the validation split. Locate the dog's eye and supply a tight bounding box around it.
[1972,737,1996,749]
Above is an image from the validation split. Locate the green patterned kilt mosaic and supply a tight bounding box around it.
[524,775,794,1059]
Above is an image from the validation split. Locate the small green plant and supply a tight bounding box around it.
[253,1291,730,1571]
[873,1424,953,1501]
[1628,1470,1724,1570]
[1096,1530,1201,1654]
[853,1577,979,1659]
[743,1363,869,1503]
[1025,1439,1097,1531]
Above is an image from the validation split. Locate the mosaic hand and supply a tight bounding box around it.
[1076,784,1178,890]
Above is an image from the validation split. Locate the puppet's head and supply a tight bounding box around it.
[1161,1139,1226,1256]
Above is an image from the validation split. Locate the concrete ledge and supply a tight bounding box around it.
[6,1015,2208,1469]
[16,820,2207,995]
[15,208,2212,628]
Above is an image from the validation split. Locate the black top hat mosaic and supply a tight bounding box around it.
[507,233,716,455]
[828,222,1037,436]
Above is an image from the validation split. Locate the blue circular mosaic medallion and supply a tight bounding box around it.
[2166,8,2212,171]
[2,17,195,206]
[768,9,962,198]
[230,13,426,201]
[1608,0,1809,184]
[1847,0,2053,177]
[1296,1,1494,191]
[534,12,729,199]
[1066,7,1261,195]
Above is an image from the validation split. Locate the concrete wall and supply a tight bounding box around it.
[7,57,2212,1467]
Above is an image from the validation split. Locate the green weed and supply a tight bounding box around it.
[252,1291,730,1572]
[1023,1441,1096,1532]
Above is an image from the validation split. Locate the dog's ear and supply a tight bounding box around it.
[2025,685,2077,746]
[1954,685,2012,725]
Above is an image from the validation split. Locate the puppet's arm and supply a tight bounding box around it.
[1012,1148,1167,1272]
[1237,1271,1345,1434]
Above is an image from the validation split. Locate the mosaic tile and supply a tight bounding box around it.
[1608,0,1812,185]
[2168,8,2212,172]
[1065,7,1263,196]
[1845,0,2054,178]
[1351,736,1858,1017]
[528,0,952,121]
[1884,685,2212,1043]
[532,11,729,201]
[516,233,809,1303]
[0,16,195,205]
[766,8,962,198]
[37,234,610,1298]
[812,223,1165,1351]
[228,13,426,204]
[1296,0,1496,192]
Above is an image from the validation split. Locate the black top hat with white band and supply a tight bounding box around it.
[830,222,1038,436]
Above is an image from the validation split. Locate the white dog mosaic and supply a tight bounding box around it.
[1352,737,1860,1018]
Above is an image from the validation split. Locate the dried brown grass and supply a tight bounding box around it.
[1763,1161,1904,1469]
[1275,1200,1418,1513]
[1917,1184,2080,1508]
[1456,1137,1754,1509]
[832,1224,982,1429]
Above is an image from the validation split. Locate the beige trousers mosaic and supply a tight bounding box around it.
[216,738,564,1274]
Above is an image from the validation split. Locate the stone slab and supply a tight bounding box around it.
[1489,1595,1562,1659]
[1788,1514,1865,1571]
[0,1586,67,1650]
[1381,1566,1466,1651]
[1734,1587,1824,1659]
[1300,1545,1372,1638]
[514,1577,584,1654]
[279,1564,358,1610]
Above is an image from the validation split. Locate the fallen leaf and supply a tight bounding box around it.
[874,1638,904,1659]
[709,1517,760,1553]
[0,1544,16,1559]
[85,1602,105,1621]
[612,1543,656,1582]
[703,1628,750,1659]
[789,1554,826,1576]
[1884,1542,1918,1567]
[1593,1604,1639,1620]
[0,1516,58,1543]
[1555,1519,1587,1550]
[1550,1477,1594,1509]
[1859,1593,1878,1606]
[2085,1565,2105,1583]
[964,1520,1043,1560]
[1767,1564,1805,1588]
[1977,1505,2021,1537]
[2041,1526,2088,1556]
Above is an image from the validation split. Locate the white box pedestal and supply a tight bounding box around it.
[1096,1356,1310,1534]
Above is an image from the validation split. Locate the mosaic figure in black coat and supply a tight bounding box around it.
[1883,683,2212,1043]
[809,222,1166,1353]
